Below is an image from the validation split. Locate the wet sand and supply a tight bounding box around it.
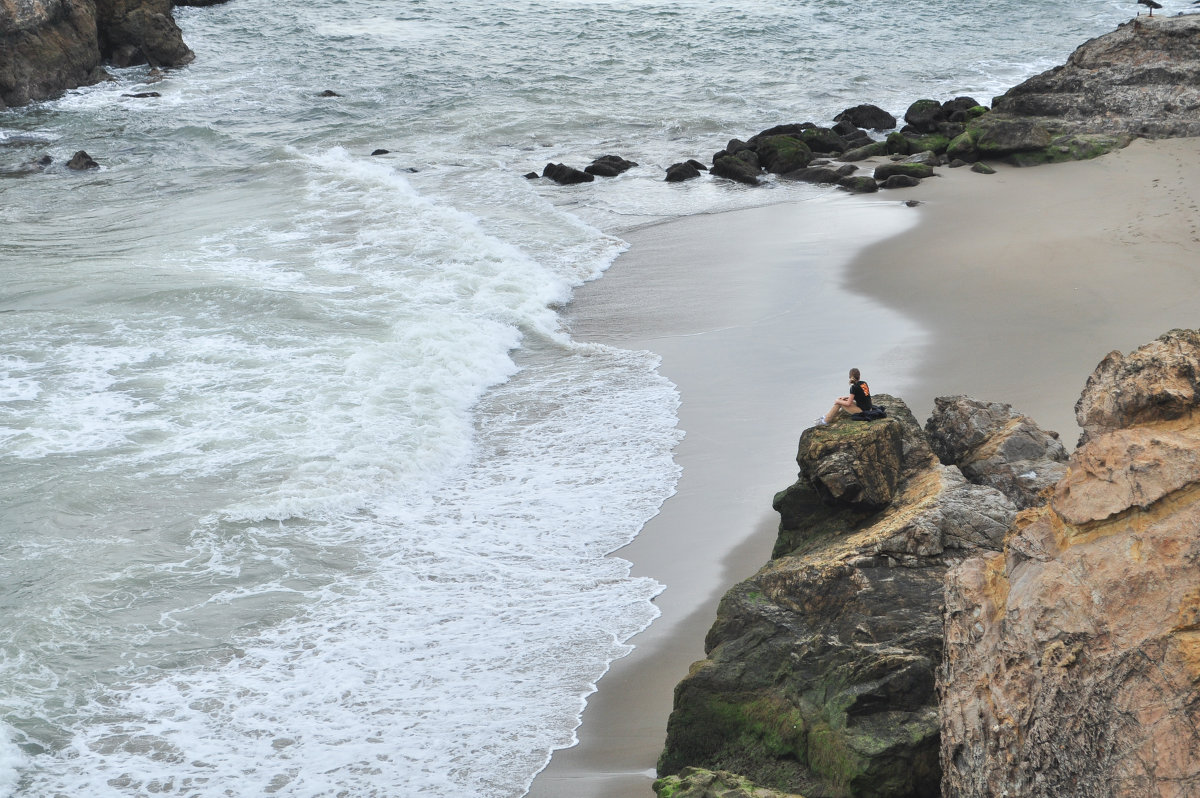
[526,136,1200,798]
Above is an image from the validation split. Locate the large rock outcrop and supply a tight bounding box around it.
[0,0,104,107]
[925,396,1068,510]
[951,14,1200,165]
[0,0,193,108]
[658,396,1017,798]
[940,329,1200,798]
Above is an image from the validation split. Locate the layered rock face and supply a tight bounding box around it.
[951,14,1200,165]
[941,329,1200,797]
[0,0,192,108]
[659,396,1017,798]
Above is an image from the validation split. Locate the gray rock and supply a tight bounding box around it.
[925,395,1068,509]
[710,154,761,185]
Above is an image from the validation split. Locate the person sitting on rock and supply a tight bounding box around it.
[816,368,871,425]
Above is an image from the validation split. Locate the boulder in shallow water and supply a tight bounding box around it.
[753,134,813,174]
[585,154,637,177]
[665,162,702,182]
[67,150,100,169]
[837,175,878,193]
[542,162,594,185]
[710,154,761,185]
[835,103,897,131]
[882,173,921,189]
[873,162,934,181]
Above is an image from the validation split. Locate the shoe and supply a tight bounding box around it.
[813,417,827,426]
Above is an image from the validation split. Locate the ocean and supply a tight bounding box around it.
[0,0,1138,795]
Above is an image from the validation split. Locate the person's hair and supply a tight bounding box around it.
[849,368,861,380]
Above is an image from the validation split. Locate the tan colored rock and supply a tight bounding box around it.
[941,330,1200,798]
[1076,328,1200,442]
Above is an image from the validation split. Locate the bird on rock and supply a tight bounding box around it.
[1137,0,1162,15]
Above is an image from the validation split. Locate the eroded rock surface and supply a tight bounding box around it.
[925,395,1068,509]
[659,396,1016,798]
[940,329,1200,798]
[952,15,1200,164]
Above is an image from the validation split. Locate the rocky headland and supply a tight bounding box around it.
[654,329,1200,797]
[0,0,225,108]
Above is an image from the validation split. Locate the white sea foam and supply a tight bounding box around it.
[0,724,24,798]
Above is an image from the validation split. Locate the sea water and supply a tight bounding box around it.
[0,0,1140,795]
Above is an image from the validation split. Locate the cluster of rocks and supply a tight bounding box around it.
[0,0,229,109]
[524,154,639,185]
[657,328,1200,798]
[529,15,1200,195]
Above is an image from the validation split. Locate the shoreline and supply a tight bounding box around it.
[526,136,1200,798]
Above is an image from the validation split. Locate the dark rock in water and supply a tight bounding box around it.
[685,158,708,171]
[835,103,897,131]
[831,119,860,137]
[659,395,1016,798]
[94,0,195,67]
[37,155,53,166]
[882,173,921,189]
[904,99,947,133]
[710,154,761,185]
[522,171,539,179]
[733,148,760,170]
[873,162,934,181]
[67,150,100,169]
[172,0,233,5]
[754,135,812,174]
[585,154,637,177]
[941,96,981,117]
[121,91,160,98]
[664,161,702,182]
[840,128,874,149]
[905,199,922,207]
[836,163,857,176]
[971,162,996,174]
[371,149,390,156]
[780,166,844,185]
[925,395,1068,510]
[798,126,846,154]
[751,122,813,140]
[319,89,340,97]
[725,138,753,155]
[837,175,878,193]
[542,162,594,184]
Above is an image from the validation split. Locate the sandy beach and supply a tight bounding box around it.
[526,137,1200,798]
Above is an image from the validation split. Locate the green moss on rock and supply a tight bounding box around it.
[756,135,814,174]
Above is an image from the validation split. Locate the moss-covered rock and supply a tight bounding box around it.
[711,154,762,185]
[903,99,946,133]
[838,141,888,162]
[653,767,808,798]
[837,175,878,194]
[904,133,950,155]
[945,130,978,162]
[884,132,910,156]
[756,135,814,174]
[798,127,847,154]
[872,162,934,181]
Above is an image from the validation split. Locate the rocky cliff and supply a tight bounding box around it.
[0,0,194,109]
[949,14,1200,165]
[940,329,1200,797]
[657,396,1023,797]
